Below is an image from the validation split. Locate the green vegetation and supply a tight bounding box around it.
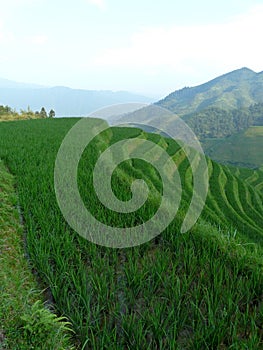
[0,160,74,350]
[0,105,55,121]
[114,69,263,169]
[157,67,263,116]
[183,106,263,168]
[202,126,263,168]
[155,68,263,168]
[183,103,263,139]
[228,165,263,195]
[0,118,262,349]
[246,126,263,136]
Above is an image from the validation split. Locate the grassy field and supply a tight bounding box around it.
[202,126,263,168]
[0,118,262,349]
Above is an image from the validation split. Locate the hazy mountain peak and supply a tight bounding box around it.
[0,77,45,89]
[220,66,256,80]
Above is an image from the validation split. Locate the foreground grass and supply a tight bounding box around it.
[0,160,74,350]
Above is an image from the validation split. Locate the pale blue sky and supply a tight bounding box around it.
[0,0,262,97]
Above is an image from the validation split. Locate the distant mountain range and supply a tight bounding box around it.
[0,78,153,116]
[157,67,263,115]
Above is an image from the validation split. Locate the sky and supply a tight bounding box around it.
[0,0,263,97]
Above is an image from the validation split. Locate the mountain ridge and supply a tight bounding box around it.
[157,67,263,115]
[0,80,152,116]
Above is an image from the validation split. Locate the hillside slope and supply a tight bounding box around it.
[157,67,263,116]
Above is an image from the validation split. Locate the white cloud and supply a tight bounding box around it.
[29,34,48,45]
[0,21,3,41]
[0,21,14,44]
[86,0,106,11]
[93,4,263,75]
[0,22,47,46]
[0,0,42,5]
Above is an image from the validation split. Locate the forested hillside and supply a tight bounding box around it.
[157,67,263,116]
[184,103,263,139]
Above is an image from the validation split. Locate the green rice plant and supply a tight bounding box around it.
[0,118,262,348]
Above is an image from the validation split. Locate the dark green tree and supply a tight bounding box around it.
[48,109,55,118]
[40,107,48,118]
[0,105,13,115]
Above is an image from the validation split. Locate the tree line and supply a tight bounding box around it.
[0,105,55,120]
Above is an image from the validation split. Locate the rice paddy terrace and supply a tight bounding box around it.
[202,126,263,169]
[0,118,262,349]
[230,166,263,196]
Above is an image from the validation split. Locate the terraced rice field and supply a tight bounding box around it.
[202,126,263,168]
[231,166,263,195]
[0,118,262,349]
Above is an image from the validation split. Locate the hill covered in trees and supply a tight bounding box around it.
[154,68,263,168]
[183,103,263,139]
[157,67,263,116]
